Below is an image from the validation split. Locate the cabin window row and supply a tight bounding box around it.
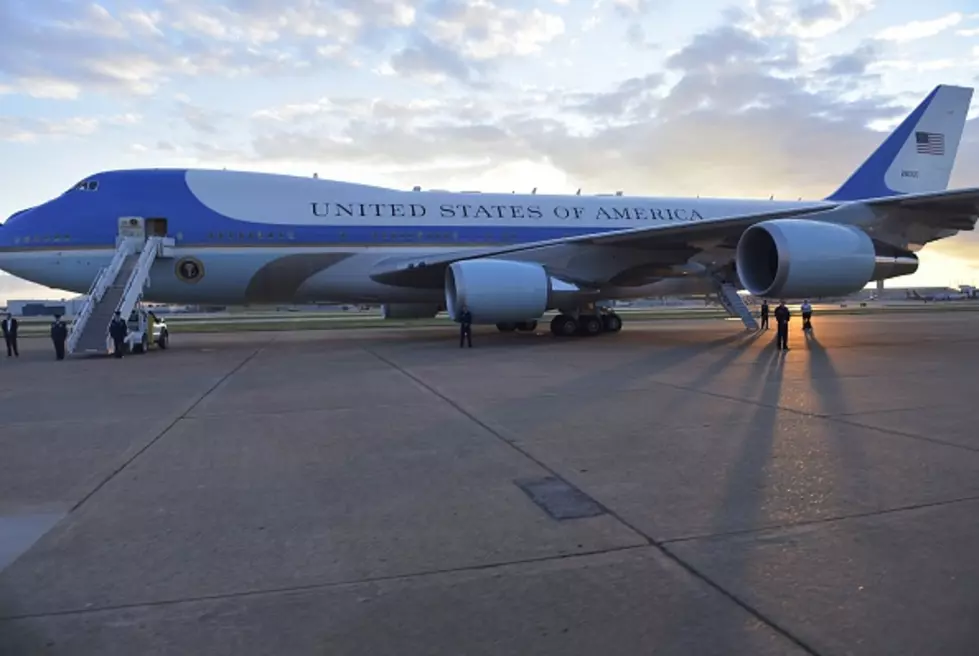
[14,235,71,244]
[206,231,296,240]
[201,231,521,242]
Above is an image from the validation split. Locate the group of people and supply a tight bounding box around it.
[0,310,130,361]
[759,299,813,351]
[0,311,71,360]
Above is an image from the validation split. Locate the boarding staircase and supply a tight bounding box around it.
[713,277,759,331]
[67,235,168,355]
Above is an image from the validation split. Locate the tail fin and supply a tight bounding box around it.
[826,84,973,202]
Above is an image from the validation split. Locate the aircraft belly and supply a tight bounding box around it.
[147,248,444,305]
[295,254,444,304]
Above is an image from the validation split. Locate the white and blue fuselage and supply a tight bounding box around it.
[0,168,820,306]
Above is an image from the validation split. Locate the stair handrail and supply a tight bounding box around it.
[66,267,106,354]
[66,241,136,354]
[114,236,161,320]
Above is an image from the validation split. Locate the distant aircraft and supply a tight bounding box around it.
[906,289,973,302]
[0,84,977,340]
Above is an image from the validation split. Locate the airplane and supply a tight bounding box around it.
[0,84,977,340]
[906,288,975,302]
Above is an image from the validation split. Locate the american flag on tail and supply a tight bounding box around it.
[915,131,945,156]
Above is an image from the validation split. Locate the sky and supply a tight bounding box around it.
[2,0,979,302]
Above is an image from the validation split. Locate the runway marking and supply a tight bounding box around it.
[362,346,824,656]
[646,378,979,455]
[0,543,648,621]
[659,493,979,545]
[67,337,278,514]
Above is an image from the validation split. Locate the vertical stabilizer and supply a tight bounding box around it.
[827,85,973,201]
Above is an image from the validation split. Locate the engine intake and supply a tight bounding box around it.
[736,219,918,298]
[445,259,582,323]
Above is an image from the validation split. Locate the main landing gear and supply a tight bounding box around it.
[494,321,538,332]
[496,309,623,337]
[549,311,622,337]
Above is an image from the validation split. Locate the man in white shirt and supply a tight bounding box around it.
[800,300,813,332]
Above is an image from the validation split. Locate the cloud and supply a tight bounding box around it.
[234,21,972,205]
[876,12,963,42]
[377,0,565,83]
[0,113,141,142]
[0,0,571,98]
[739,0,877,39]
[0,0,420,99]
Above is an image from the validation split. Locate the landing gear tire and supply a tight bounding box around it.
[602,314,622,333]
[550,314,578,337]
[158,332,169,350]
[516,320,537,332]
[578,315,603,336]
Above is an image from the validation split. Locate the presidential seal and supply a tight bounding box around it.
[175,257,204,283]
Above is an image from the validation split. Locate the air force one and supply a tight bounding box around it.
[0,84,977,349]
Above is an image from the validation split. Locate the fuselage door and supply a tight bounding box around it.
[118,216,145,240]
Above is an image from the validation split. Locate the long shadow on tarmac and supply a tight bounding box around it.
[655,343,814,653]
[805,330,871,506]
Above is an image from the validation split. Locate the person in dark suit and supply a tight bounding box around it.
[109,311,128,358]
[774,300,791,351]
[759,300,769,330]
[459,305,473,348]
[2,312,18,357]
[51,314,68,360]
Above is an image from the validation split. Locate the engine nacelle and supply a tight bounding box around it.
[444,259,581,323]
[381,303,441,319]
[736,219,918,298]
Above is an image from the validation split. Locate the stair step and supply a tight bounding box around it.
[68,239,162,356]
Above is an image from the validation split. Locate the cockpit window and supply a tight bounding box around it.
[69,180,99,192]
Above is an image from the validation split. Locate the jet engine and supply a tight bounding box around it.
[444,259,582,323]
[736,218,919,298]
[381,303,441,319]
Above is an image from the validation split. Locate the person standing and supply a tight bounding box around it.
[774,300,791,351]
[51,314,68,360]
[109,311,128,358]
[2,312,18,357]
[760,300,769,330]
[459,305,473,348]
[800,299,813,332]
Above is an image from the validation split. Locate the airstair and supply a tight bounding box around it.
[713,278,759,331]
[67,218,174,355]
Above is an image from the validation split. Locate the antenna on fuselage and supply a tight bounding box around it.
[313,173,318,178]
[576,188,581,195]
[532,187,537,194]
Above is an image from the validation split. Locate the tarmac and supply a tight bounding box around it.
[1,311,978,655]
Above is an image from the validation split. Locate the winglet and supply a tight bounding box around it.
[827,84,974,202]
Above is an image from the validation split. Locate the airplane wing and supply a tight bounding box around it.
[369,203,837,288]
[369,187,979,288]
[862,187,979,214]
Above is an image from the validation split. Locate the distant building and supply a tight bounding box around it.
[6,297,88,317]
